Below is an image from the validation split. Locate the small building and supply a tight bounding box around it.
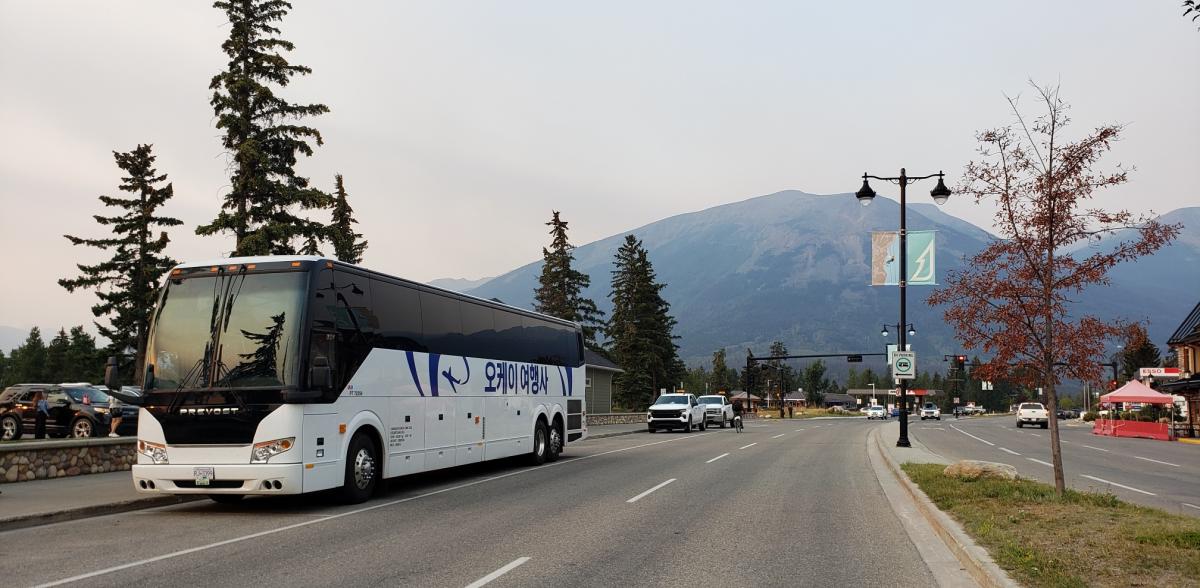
[584,349,622,415]
[1162,300,1200,437]
[822,393,857,409]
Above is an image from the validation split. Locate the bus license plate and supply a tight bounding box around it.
[193,467,214,486]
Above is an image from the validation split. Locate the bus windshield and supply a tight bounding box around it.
[147,271,306,391]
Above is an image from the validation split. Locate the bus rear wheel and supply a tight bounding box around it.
[547,421,563,462]
[529,420,549,466]
[339,432,378,504]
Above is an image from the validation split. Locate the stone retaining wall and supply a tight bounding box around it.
[0,438,136,484]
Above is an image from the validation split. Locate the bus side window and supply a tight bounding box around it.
[372,279,423,352]
[333,271,375,388]
[420,292,463,357]
[460,302,497,360]
[492,309,527,363]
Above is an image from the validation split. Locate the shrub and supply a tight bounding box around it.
[1082,411,1098,422]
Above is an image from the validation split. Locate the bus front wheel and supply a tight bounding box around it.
[339,432,378,504]
[529,420,549,466]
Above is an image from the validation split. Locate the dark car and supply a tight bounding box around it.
[0,383,127,440]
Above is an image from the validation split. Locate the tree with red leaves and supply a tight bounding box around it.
[928,85,1181,495]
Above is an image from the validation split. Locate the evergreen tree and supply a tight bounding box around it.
[607,235,682,409]
[10,327,48,383]
[328,174,368,264]
[60,144,181,383]
[44,328,70,383]
[197,0,331,255]
[229,312,287,382]
[800,360,830,405]
[1120,325,1162,381]
[0,350,7,387]
[533,211,605,349]
[711,349,732,393]
[65,326,102,383]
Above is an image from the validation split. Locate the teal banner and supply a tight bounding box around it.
[871,231,937,286]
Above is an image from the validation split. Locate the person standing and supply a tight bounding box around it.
[108,391,123,437]
[33,390,50,439]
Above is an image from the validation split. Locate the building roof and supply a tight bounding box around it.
[584,349,622,372]
[1168,300,1200,346]
[822,393,856,404]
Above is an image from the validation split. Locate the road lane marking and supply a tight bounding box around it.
[1134,456,1181,468]
[1060,440,1071,444]
[771,434,786,439]
[951,425,995,446]
[794,429,804,432]
[627,479,676,503]
[1081,474,1156,496]
[1029,433,1042,437]
[1184,503,1200,511]
[739,443,757,450]
[1027,458,1054,467]
[465,557,531,588]
[706,453,730,464]
[34,431,711,587]
[1000,448,1020,456]
[1082,445,1110,452]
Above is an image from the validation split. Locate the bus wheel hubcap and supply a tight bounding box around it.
[354,448,375,490]
[536,429,546,456]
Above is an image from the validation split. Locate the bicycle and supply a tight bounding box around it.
[733,415,744,433]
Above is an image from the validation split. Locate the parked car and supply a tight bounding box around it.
[647,393,707,433]
[697,395,734,428]
[0,383,116,440]
[1016,402,1049,429]
[890,407,901,418]
[919,402,941,420]
[864,405,887,420]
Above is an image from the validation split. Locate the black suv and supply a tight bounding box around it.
[0,384,133,440]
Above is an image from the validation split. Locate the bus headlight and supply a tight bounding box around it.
[138,440,169,464]
[251,438,295,464]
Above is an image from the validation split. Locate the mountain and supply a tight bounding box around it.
[0,325,26,355]
[427,276,494,293]
[467,192,1197,375]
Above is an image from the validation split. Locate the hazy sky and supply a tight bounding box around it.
[1,1,1197,338]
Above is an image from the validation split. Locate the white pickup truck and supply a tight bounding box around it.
[697,395,735,428]
[1016,402,1049,429]
[647,393,707,433]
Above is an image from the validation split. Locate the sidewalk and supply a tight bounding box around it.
[0,470,196,532]
[0,422,650,532]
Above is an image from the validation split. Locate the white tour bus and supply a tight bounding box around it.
[110,256,586,504]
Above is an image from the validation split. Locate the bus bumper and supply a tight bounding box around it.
[132,463,306,495]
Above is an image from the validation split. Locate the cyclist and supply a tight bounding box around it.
[732,399,744,432]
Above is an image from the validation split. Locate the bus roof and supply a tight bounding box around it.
[169,256,581,330]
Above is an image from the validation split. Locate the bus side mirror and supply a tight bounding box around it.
[310,356,334,391]
[104,356,119,389]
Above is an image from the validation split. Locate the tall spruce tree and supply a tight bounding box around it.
[328,174,367,264]
[9,327,48,383]
[197,0,331,256]
[60,144,181,383]
[606,235,682,409]
[533,211,605,349]
[65,326,102,383]
[0,350,7,387]
[44,328,70,383]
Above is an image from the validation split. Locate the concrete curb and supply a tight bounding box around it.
[0,494,202,533]
[871,427,1018,588]
[586,428,647,440]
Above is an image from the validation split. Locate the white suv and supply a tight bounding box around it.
[647,394,707,433]
[864,405,887,420]
[919,402,941,420]
[697,395,734,428]
[1016,402,1049,429]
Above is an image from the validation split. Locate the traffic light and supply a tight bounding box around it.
[1107,379,1118,391]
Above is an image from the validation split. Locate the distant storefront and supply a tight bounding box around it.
[1163,301,1200,437]
[584,349,622,415]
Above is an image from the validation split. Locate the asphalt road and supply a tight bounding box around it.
[2,419,951,588]
[909,416,1200,517]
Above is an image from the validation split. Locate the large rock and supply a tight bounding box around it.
[943,460,1018,481]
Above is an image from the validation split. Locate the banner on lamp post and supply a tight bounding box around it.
[871,231,938,286]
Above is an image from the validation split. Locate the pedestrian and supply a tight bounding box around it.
[788,404,794,419]
[108,390,123,438]
[33,390,50,439]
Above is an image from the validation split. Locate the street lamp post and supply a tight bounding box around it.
[855,168,951,448]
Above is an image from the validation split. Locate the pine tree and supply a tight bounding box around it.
[328,174,367,264]
[44,328,70,383]
[1120,325,1162,381]
[65,326,102,383]
[533,211,605,349]
[711,349,731,393]
[0,350,8,387]
[10,327,48,383]
[60,145,181,383]
[197,0,331,256]
[606,235,682,409]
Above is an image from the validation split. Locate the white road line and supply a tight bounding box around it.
[465,557,531,588]
[999,447,1020,456]
[739,442,757,450]
[1081,474,1156,496]
[771,434,786,439]
[794,429,804,432]
[951,425,995,446]
[1029,433,1042,437]
[627,479,677,503]
[34,432,710,588]
[1184,503,1200,511]
[1060,440,1071,444]
[706,452,730,464]
[1134,456,1181,468]
[1027,458,1054,467]
[1082,445,1110,452]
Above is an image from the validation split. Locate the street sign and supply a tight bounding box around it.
[892,351,916,380]
[982,381,993,391]
[953,397,960,403]
[1139,367,1182,379]
[886,344,911,366]
[846,354,863,363]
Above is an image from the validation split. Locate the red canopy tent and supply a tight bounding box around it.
[1095,380,1175,441]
